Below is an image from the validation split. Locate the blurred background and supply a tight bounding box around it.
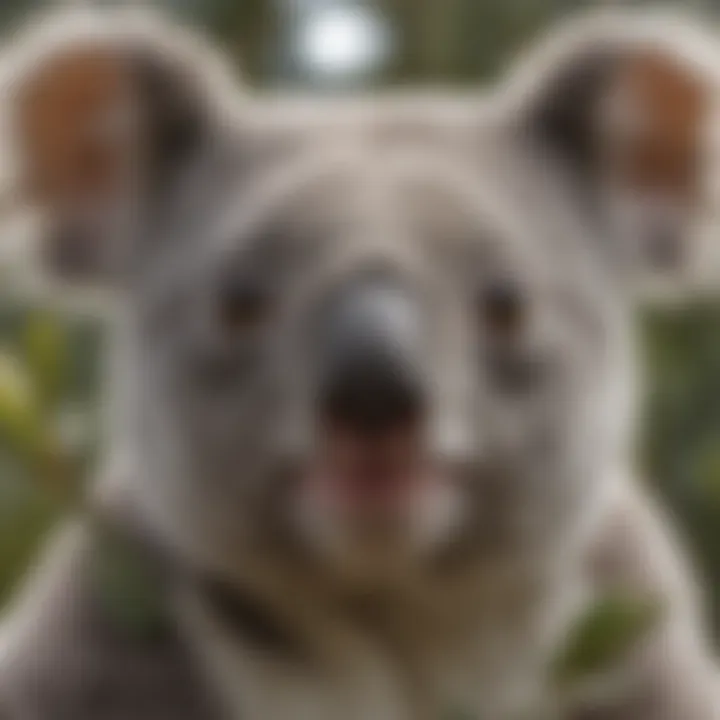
[0,0,719,650]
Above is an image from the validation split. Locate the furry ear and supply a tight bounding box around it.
[500,9,720,296]
[1,6,241,282]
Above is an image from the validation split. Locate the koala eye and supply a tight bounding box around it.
[478,279,525,338]
[216,276,274,333]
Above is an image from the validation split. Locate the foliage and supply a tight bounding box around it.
[552,593,665,688]
[641,302,720,640]
[0,299,103,604]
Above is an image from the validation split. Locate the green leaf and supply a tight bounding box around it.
[552,593,665,688]
[691,441,720,503]
[0,346,76,496]
[0,348,46,458]
[23,312,69,413]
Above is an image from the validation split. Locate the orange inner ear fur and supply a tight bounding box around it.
[607,50,710,202]
[17,46,134,211]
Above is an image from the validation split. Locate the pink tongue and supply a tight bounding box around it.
[315,428,425,510]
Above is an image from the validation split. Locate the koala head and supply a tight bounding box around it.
[5,7,717,589]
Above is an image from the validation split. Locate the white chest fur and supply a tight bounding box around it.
[179,568,587,720]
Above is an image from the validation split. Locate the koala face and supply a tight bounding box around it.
[120,109,629,583]
[6,7,715,587]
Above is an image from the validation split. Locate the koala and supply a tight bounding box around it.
[0,6,719,720]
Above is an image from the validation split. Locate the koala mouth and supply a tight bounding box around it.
[304,419,437,516]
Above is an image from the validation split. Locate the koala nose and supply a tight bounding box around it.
[317,281,426,434]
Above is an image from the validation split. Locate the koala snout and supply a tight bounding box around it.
[316,279,427,435]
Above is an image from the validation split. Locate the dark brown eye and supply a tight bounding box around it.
[217,277,273,332]
[479,280,525,337]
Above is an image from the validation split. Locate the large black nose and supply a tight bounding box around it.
[317,281,426,434]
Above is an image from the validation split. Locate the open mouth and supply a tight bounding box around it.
[298,411,452,529]
[314,423,429,509]
[294,412,464,566]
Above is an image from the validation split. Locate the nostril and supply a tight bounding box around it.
[319,351,425,435]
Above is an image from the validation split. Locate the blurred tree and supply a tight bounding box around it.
[171,0,278,82]
[383,0,594,84]
[0,0,43,28]
[642,303,720,641]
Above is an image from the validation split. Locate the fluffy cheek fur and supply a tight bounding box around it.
[464,315,631,558]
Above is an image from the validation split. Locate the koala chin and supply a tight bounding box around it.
[1,6,720,720]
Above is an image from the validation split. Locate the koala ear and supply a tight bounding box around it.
[500,10,720,297]
[1,6,240,284]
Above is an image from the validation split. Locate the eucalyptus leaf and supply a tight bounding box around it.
[0,348,46,458]
[23,312,69,414]
[552,593,665,688]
